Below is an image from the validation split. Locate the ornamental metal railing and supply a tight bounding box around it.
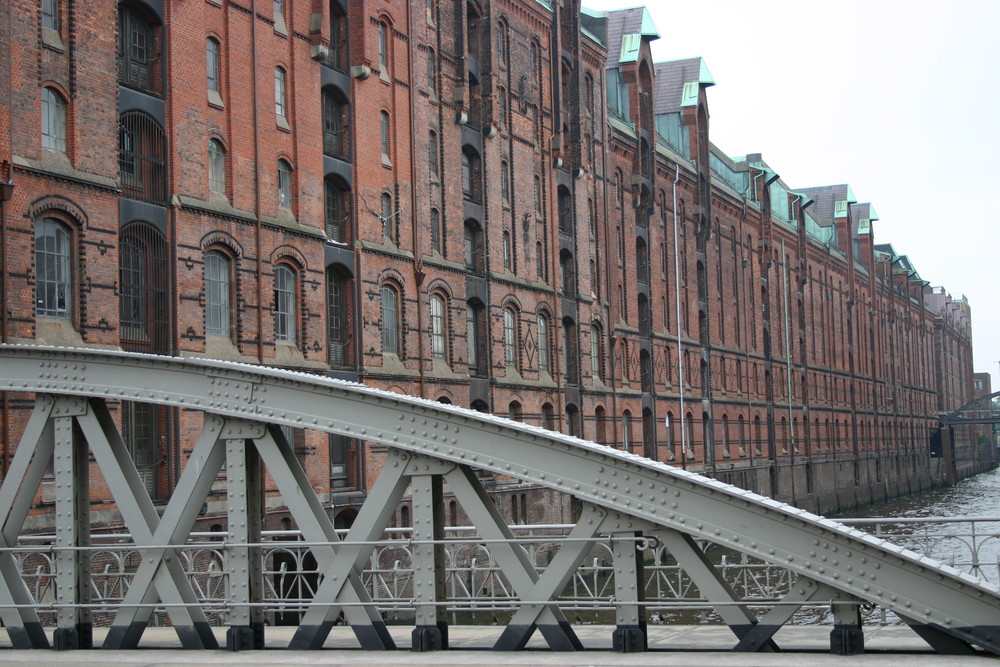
[8,517,997,629]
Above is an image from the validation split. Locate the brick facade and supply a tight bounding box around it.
[0,0,987,530]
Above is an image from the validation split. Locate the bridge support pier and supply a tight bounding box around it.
[611,532,647,652]
[410,473,448,651]
[829,601,864,655]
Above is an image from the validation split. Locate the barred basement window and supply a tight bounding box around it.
[35,218,71,318]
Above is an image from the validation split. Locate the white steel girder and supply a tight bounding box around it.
[1,345,999,654]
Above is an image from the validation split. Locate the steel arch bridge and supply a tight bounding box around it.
[0,345,998,656]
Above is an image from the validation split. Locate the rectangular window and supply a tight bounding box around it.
[381,285,398,355]
[42,0,59,31]
[205,252,230,336]
[274,67,286,116]
[274,265,295,343]
[378,22,388,70]
[207,38,220,92]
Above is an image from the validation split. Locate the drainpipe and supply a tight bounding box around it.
[0,161,12,478]
[407,1,425,399]
[672,164,686,462]
[251,0,263,365]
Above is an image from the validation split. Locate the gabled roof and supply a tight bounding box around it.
[602,7,659,68]
[653,58,715,114]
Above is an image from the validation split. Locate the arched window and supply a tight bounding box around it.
[502,231,512,270]
[35,218,71,318]
[496,22,507,68]
[430,293,447,359]
[380,284,399,355]
[563,318,579,384]
[463,220,482,272]
[206,37,220,93]
[324,177,350,243]
[41,87,66,153]
[428,129,439,180]
[537,313,550,373]
[377,21,389,72]
[326,267,350,367]
[508,401,522,421]
[636,238,648,284]
[274,67,287,117]
[277,159,293,209]
[430,208,441,253]
[466,301,486,376]
[328,4,347,70]
[501,160,510,203]
[119,111,166,204]
[42,0,60,31]
[204,250,231,337]
[322,89,350,159]
[503,306,519,369]
[380,110,391,161]
[591,324,604,381]
[622,410,632,449]
[380,192,394,243]
[461,146,481,203]
[595,406,607,444]
[557,186,573,234]
[118,6,158,93]
[273,264,296,344]
[208,139,226,195]
[119,222,169,353]
[559,249,575,296]
[542,403,555,430]
[497,86,507,128]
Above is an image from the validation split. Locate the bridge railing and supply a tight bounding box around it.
[10,518,994,629]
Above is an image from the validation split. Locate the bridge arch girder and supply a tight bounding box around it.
[1,345,1000,655]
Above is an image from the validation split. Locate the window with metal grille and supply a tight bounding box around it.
[322,89,349,159]
[324,178,349,243]
[326,267,349,367]
[119,222,169,353]
[430,293,446,359]
[118,6,158,94]
[463,220,482,272]
[35,218,71,318]
[118,111,166,205]
[274,264,296,344]
[461,146,481,203]
[326,8,347,71]
[563,318,579,384]
[41,88,66,153]
[205,250,230,337]
[208,139,226,195]
[557,187,573,234]
[381,284,399,355]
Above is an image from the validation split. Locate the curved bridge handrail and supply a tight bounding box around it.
[2,344,1000,653]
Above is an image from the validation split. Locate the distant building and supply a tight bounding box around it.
[0,0,986,529]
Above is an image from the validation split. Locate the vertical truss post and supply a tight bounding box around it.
[610,531,646,652]
[0,396,59,649]
[224,427,265,651]
[52,404,92,650]
[410,473,447,651]
[830,598,864,655]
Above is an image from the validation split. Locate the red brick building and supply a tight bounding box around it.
[0,0,987,528]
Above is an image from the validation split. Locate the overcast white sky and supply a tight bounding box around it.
[584,0,1000,392]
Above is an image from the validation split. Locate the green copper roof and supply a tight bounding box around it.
[620,33,641,63]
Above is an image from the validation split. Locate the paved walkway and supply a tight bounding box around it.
[0,625,995,666]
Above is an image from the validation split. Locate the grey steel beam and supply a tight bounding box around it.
[610,531,646,652]
[288,449,412,649]
[223,421,266,651]
[51,400,91,650]
[0,396,58,648]
[249,425,394,649]
[2,347,1000,654]
[79,401,222,649]
[410,472,447,651]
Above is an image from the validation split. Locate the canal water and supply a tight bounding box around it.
[838,465,1000,584]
